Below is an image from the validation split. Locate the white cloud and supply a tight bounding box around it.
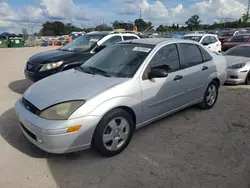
[0,0,248,32]
[40,0,75,20]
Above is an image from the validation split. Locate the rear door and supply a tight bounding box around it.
[177,43,215,103]
[210,36,221,52]
[140,44,187,121]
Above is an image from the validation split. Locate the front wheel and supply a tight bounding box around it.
[199,80,219,110]
[92,109,134,157]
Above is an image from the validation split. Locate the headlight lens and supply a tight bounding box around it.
[39,61,63,72]
[39,101,85,120]
[228,63,246,69]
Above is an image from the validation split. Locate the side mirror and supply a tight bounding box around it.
[94,45,106,53]
[202,42,209,46]
[148,69,168,80]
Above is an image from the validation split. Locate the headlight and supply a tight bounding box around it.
[39,61,63,72]
[39,101,85,120]
[228,63,246,69]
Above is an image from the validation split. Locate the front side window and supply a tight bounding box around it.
[149,44,180,73]
[180,43,203,68]
[80,44,153,78]
[102,36,122,45]
[61,34,103,52]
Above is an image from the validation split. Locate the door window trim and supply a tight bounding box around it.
[142,43,181,80]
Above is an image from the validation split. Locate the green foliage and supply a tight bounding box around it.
[40,21,83,36]
[95,24,113,31]
[185,15,201,30]
[134,19,152,32]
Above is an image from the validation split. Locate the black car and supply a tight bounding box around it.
[25,31,140,82]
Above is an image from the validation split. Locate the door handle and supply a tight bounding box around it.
[174,75,183,81]
[202,66,208,71]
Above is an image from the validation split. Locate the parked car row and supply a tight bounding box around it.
[15,31,250,157]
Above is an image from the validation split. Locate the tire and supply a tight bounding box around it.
[199,80,219,110]
[92,109,134,157]
[245,71,250,85]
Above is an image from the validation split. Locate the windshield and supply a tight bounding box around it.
[224,46,250,57]
[61,34,104,52]
[220,31,234,37]
[79,44,153,78]
[228,35,250,42]
[182,36,202,42]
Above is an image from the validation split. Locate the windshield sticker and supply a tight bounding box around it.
[133,47,151,53]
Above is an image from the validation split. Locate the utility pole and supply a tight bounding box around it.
[247,0,250,17]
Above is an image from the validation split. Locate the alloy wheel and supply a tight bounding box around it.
[103,117,130,151]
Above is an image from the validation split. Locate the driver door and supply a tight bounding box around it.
[140,44,187,122]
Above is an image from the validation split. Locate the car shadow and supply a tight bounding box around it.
[8,79,33,94]
[0,108,51,158]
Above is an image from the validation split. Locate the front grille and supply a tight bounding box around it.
[22,98,41,115]
[20,122,37,141]
[26,62,40,72]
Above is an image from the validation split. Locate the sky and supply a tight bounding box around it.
[0,0,249,34]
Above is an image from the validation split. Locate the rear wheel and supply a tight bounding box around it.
[92,109,134,157]
[245,71,250,85]
[199,80,219,110]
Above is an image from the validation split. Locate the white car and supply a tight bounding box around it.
[182,34,222,52]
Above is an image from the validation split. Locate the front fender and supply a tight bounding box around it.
[70,97,143,123]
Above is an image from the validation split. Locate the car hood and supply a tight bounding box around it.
[28,49,83,64]
[225,55,250,66]
[23,69,129,110]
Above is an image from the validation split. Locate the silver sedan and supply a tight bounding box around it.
[224,44,250,85]
[15,38,227,157]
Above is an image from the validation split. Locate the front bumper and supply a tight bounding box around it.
[15,99,100,154]
[225,69,248,85]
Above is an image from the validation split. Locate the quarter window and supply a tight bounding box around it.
[149,44,180,73]
[102,36,122,45]
[199,46,213,62]
[180,43,203,68]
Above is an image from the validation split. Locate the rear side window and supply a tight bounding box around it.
[179,43,203,68]
[102,36,122,45]
[123,36,138,40]
[199,46,213,62]
[210,36,218,43]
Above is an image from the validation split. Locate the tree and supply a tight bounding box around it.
[40,21,83,36]
[185,15,201,30]
[95,24,113,31]
[242,13,249,23]
[134,19,152,32]
[22,28,28,40]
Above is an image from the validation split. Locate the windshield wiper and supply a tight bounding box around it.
[88,66,111,77]
[75,66,95,75]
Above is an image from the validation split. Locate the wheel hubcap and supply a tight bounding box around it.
[103,117,130,151]
[206,84,217,106]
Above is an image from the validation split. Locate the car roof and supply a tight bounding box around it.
[122,38,199,46]
[87,31,138,36]
[237,43,250,47]
[183,34,217,37]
